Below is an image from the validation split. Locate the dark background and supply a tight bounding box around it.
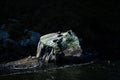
[0,0,119,62]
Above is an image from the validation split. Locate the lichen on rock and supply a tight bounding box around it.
[36,30,82,63]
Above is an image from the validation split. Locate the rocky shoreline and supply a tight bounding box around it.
[0,30,96,75]
[0,53,95,75]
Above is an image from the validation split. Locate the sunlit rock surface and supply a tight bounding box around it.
[36,30,83,64]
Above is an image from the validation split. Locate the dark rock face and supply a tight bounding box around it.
[0,25,41,63]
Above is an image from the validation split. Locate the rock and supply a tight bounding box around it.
[0,57,42,75]
[28,31,41,45]
[20,30,41,47]
[0,24,9,40]
[36,30,83,64]
[3,39,18,48]
[3,57,42,70]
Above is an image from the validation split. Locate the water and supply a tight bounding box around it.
[0,61,120,80]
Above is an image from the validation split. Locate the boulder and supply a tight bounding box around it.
[36,30,83,64]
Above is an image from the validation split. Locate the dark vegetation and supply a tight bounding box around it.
[0,0,119,63]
